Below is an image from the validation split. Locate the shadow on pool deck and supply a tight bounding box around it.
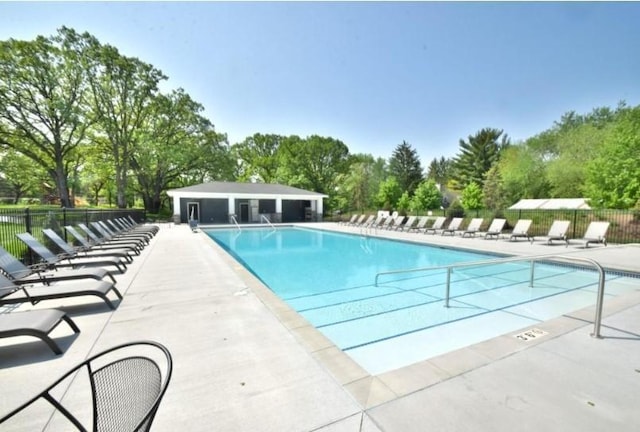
[1,222,639,431]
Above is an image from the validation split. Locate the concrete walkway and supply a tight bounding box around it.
[1,222,639,431]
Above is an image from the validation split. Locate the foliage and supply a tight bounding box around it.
[426,157,452,186]
[234,133,283,183]
[0,28,94,207]
[375,177,402,211]
[446,199,465,218]
[497,144,550,205]
[388,141,423,195]
[335,154,385,212]
[584,106,640,209]
[410,179,442,212]
[451,128,509,190]
[0,149,46,203]
[396,191,411,216]
[460,182,484,210]
[482,165,506,212]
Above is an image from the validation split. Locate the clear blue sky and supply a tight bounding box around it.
[1,2,639,165]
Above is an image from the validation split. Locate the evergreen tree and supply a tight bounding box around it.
[388,141,423,195]
[452,128,509,190]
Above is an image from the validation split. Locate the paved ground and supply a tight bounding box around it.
[1,222,639,431]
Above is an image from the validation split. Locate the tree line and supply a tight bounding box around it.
[1,28,639,215]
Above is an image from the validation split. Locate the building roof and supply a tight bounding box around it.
[166,181,327,197]
[509,198,591,210]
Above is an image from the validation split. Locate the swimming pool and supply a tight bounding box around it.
[206,227,638,374]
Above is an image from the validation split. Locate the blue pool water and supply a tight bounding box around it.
[206,227,638,374]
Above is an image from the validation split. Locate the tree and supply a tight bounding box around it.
[388,141,423,195]
[459,182,484,210]
[482,165,506,212]
[497,145,550,205]
[410,179,442,212]
[277,135,350,195]
[0,28,94,207]
[585,106,640,209]
[426,157,452,186]
[0,149,46,203]
[396,191,411,215]
[234,133,283,183]
[82,30,166,208]
[375,177,402,210]
[130,89,220,214]
[451,128,509,190]
[335,154,387,212]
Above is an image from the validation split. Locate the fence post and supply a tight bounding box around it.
[25,207,31,234]
[572,210,578,239]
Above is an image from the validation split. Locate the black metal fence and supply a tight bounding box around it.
[0,208,147,264]
[333,208,640,244]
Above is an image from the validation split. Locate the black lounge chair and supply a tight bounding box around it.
[0,301,80,355]
[110,219,157,239]
[93,221,150,245]
[65,225,140,256]
[16,233,127,274]
[126,215,160,234]
[79,223,145,251]
[0,245,116,285]
[43,229,134,264]
[0,341,172,431]
[0,273,122,310]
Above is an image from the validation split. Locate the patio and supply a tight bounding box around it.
[1,222,639,431]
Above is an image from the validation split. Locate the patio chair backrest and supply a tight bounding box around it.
[43,229,76,256]
[512,219,532,234]
[547,220,570,237]
[447,218,463,230]
[0,245,34,280]
[415,216,429,228]
[15,233,60,265]
[0,341,173,432]
[65,226,95,248]
[487,218,506,233]
[466,218,483,232]
[583,221,610,239]
[431,217,446,229]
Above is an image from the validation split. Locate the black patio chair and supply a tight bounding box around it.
[0,340,173,432]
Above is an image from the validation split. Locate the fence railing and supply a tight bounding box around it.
[334,208,640,244]
[0,208,147,264]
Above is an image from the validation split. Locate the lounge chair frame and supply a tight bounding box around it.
[0,306,80,355]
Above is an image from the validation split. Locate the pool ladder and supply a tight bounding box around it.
[374,254,607,338]
[261,214,276,231]
[230,215,241,232]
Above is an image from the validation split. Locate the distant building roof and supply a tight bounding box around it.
[509,198,591,210]
[166,181,327,197]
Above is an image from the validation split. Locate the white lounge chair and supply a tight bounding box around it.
[460,218,483,237]
[537,220,570,246]
[410,216,430,233]
[483,218,506,240]
[388,216,406,230]
[400,216,417,231]
[576,221,610,248]
[441,218,463,236]
[424,216,446,235]
[508,220,533,242]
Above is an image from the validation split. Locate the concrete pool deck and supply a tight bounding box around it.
[0,222,639,431]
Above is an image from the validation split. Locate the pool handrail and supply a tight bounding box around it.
[230,215,241,232]
[374,254,606,338]
[261,214,276,231]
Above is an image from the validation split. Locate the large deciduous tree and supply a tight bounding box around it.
[82,31,166,208]
[0,28,93,207]
[388,140,423,195]
[278,135,350,197]
[452,128,509,190]
[234,133,283,183]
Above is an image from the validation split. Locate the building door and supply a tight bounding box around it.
[187,202,200,222]
[240,203,249,223]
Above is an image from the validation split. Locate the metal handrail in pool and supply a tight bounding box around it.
[374,254,606,338]
[261,214,276,230]
[230,215,241,232]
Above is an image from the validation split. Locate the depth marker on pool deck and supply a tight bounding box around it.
[514,328,548,341]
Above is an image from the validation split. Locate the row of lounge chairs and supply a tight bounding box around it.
[341,214,611,247]
[0,216,158,355]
